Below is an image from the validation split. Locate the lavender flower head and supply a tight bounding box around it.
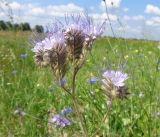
[102,70,129,99]
[49,114,71,128]
[103,70,128,87]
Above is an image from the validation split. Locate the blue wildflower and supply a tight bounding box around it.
[61,107,72,116]
[88,77,97,85]
[61,79,66,86]
[56,79,66,86]
[49,87,54,92]
[20,54,27,59]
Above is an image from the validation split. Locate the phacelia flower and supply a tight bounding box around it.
[31,31,68,80]
[103,70,128,87]
[102,70,129,99]
[49,114,71,128]
[31,13,105,80]
[63,14,105,68]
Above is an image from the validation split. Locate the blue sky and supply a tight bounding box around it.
[0,0,160,40]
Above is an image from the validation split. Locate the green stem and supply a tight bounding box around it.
[72,96,88,137]
[71,69,88,137]
[91,101,112,137]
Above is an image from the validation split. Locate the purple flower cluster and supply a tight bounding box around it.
[31,14,105,54]
[49,107,72,128]
[49,114,71,128]
[31,13,105,81]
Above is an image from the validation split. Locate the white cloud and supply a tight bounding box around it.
[90,13,117,21]
[1,1,160,40]
[0,1,84,26]
[101,0,121,9]
[28,7,45,16]
[146,17,160,26]
[123,15,145,21]
[132,15,145,21]
[46,3,84,17]
[10,1,23,10]
[145,4,160,16]
[25,3,84,18]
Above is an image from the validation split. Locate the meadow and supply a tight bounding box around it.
[0,31,160,137]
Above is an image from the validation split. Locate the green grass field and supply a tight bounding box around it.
[0,31,160,137]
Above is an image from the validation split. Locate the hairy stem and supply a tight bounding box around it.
[71,69,88,137]
[72,97,88,137]
[91,101,112,137]
[61,85,72,96]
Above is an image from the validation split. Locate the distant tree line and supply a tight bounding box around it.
[0,20,44,33]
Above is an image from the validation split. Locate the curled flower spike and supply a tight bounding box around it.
[31,31,68,81]
[63,13,105,68]
[102,70,129,99]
